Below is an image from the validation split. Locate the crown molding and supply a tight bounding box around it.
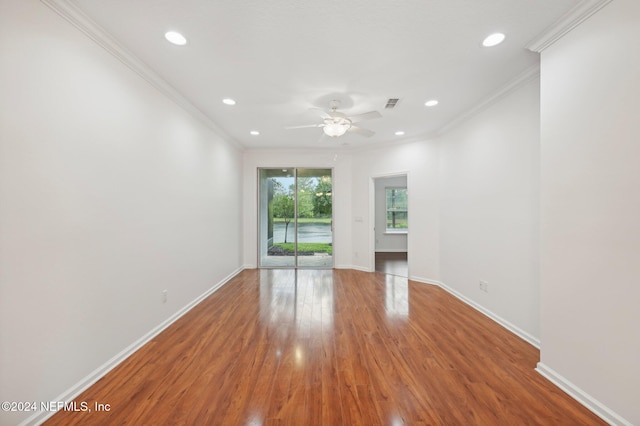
[526,0,613,53]
[347,63,541,151]
[432,64,540,138]
[40,0,243,150]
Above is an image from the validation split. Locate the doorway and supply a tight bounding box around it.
[258,168,333,268]
[373,175,408,277]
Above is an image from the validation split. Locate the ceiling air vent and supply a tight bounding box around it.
[385,98,400,109]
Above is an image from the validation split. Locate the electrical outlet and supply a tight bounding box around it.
[479,280,489,293]
[162,289,168,303]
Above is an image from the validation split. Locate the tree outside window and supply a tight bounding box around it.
[272,181,295,243]
[386,187,408,231]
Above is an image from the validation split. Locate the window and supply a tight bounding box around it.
[386,187,408,232]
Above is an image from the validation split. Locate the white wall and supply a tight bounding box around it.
[243,142,439,279]
[0,2,243,425]
[242,149,353,269]
[374,175,408,252]
[539,0,640,423]
[3,1,634,424]
[350,141,440,281]
[349,77,540,346]
[438,77,541,342]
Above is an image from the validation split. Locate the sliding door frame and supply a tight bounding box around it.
[257,167,334,269]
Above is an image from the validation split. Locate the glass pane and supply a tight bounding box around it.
[386,187,408,230]
[259,168,296,267]
[386,188,408,210]
[297,169,333,268]
[387,211,408,229]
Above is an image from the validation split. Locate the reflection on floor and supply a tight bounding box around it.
[260,253,333,268]
[375,251,408,277]
[45,268,605,425]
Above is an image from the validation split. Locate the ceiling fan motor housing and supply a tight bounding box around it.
[323,117,352,137]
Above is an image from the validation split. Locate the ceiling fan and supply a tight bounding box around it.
[286,100,382,138]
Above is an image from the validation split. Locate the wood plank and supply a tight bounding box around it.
[45,269,606,425]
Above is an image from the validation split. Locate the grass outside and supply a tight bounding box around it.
[272,242,332,255]
[387,219,408,229]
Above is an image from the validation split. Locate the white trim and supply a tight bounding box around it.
[370,172,411,278]
[407,275,440,287]
[409,276,540,348]
[375,249,408,253]
[346,63,536,149]
[409,277,628,423]
[435,65,540,138]
[40,0,242,150]
[536,363,632,426]
[342,264,372,273]
[526,0,613,52]
[16,266,627,426]
[19,266,246,426]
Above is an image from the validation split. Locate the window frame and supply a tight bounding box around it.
[385,186,408,233]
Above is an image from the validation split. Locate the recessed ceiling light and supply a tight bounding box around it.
[425,100,439,107]
[395,131,405,136]
[164,31,187,46]
[482,33,506,47]
[250,130,260,136]
[222,98,236,106]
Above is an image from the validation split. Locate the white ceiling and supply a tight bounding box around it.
[69,0,580,150]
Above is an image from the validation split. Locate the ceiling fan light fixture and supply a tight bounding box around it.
[286,101,377,139]
[323,123,349,137]
[323,118,351,137]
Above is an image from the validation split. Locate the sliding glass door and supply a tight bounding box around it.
[258,168,333,268]
[296,169,333,267]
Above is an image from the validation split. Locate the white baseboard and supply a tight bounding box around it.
[408,275,440,286]
[409,275,627,425]
[333,264,351,270]
[536,363,631,426]
[409,275,540,348]
[374,249,408,253]
[334,264,372,272]
[21,266,246,426]
[351,265,373,273]
[20,266,627,426]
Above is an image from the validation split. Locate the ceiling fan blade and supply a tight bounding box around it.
[348,110,382,124]
[348,125,375,137]
[308,108,332,119]
[285,123,323,130]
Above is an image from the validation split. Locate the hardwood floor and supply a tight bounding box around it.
[375,252,408,277]
[46,269,604,425]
